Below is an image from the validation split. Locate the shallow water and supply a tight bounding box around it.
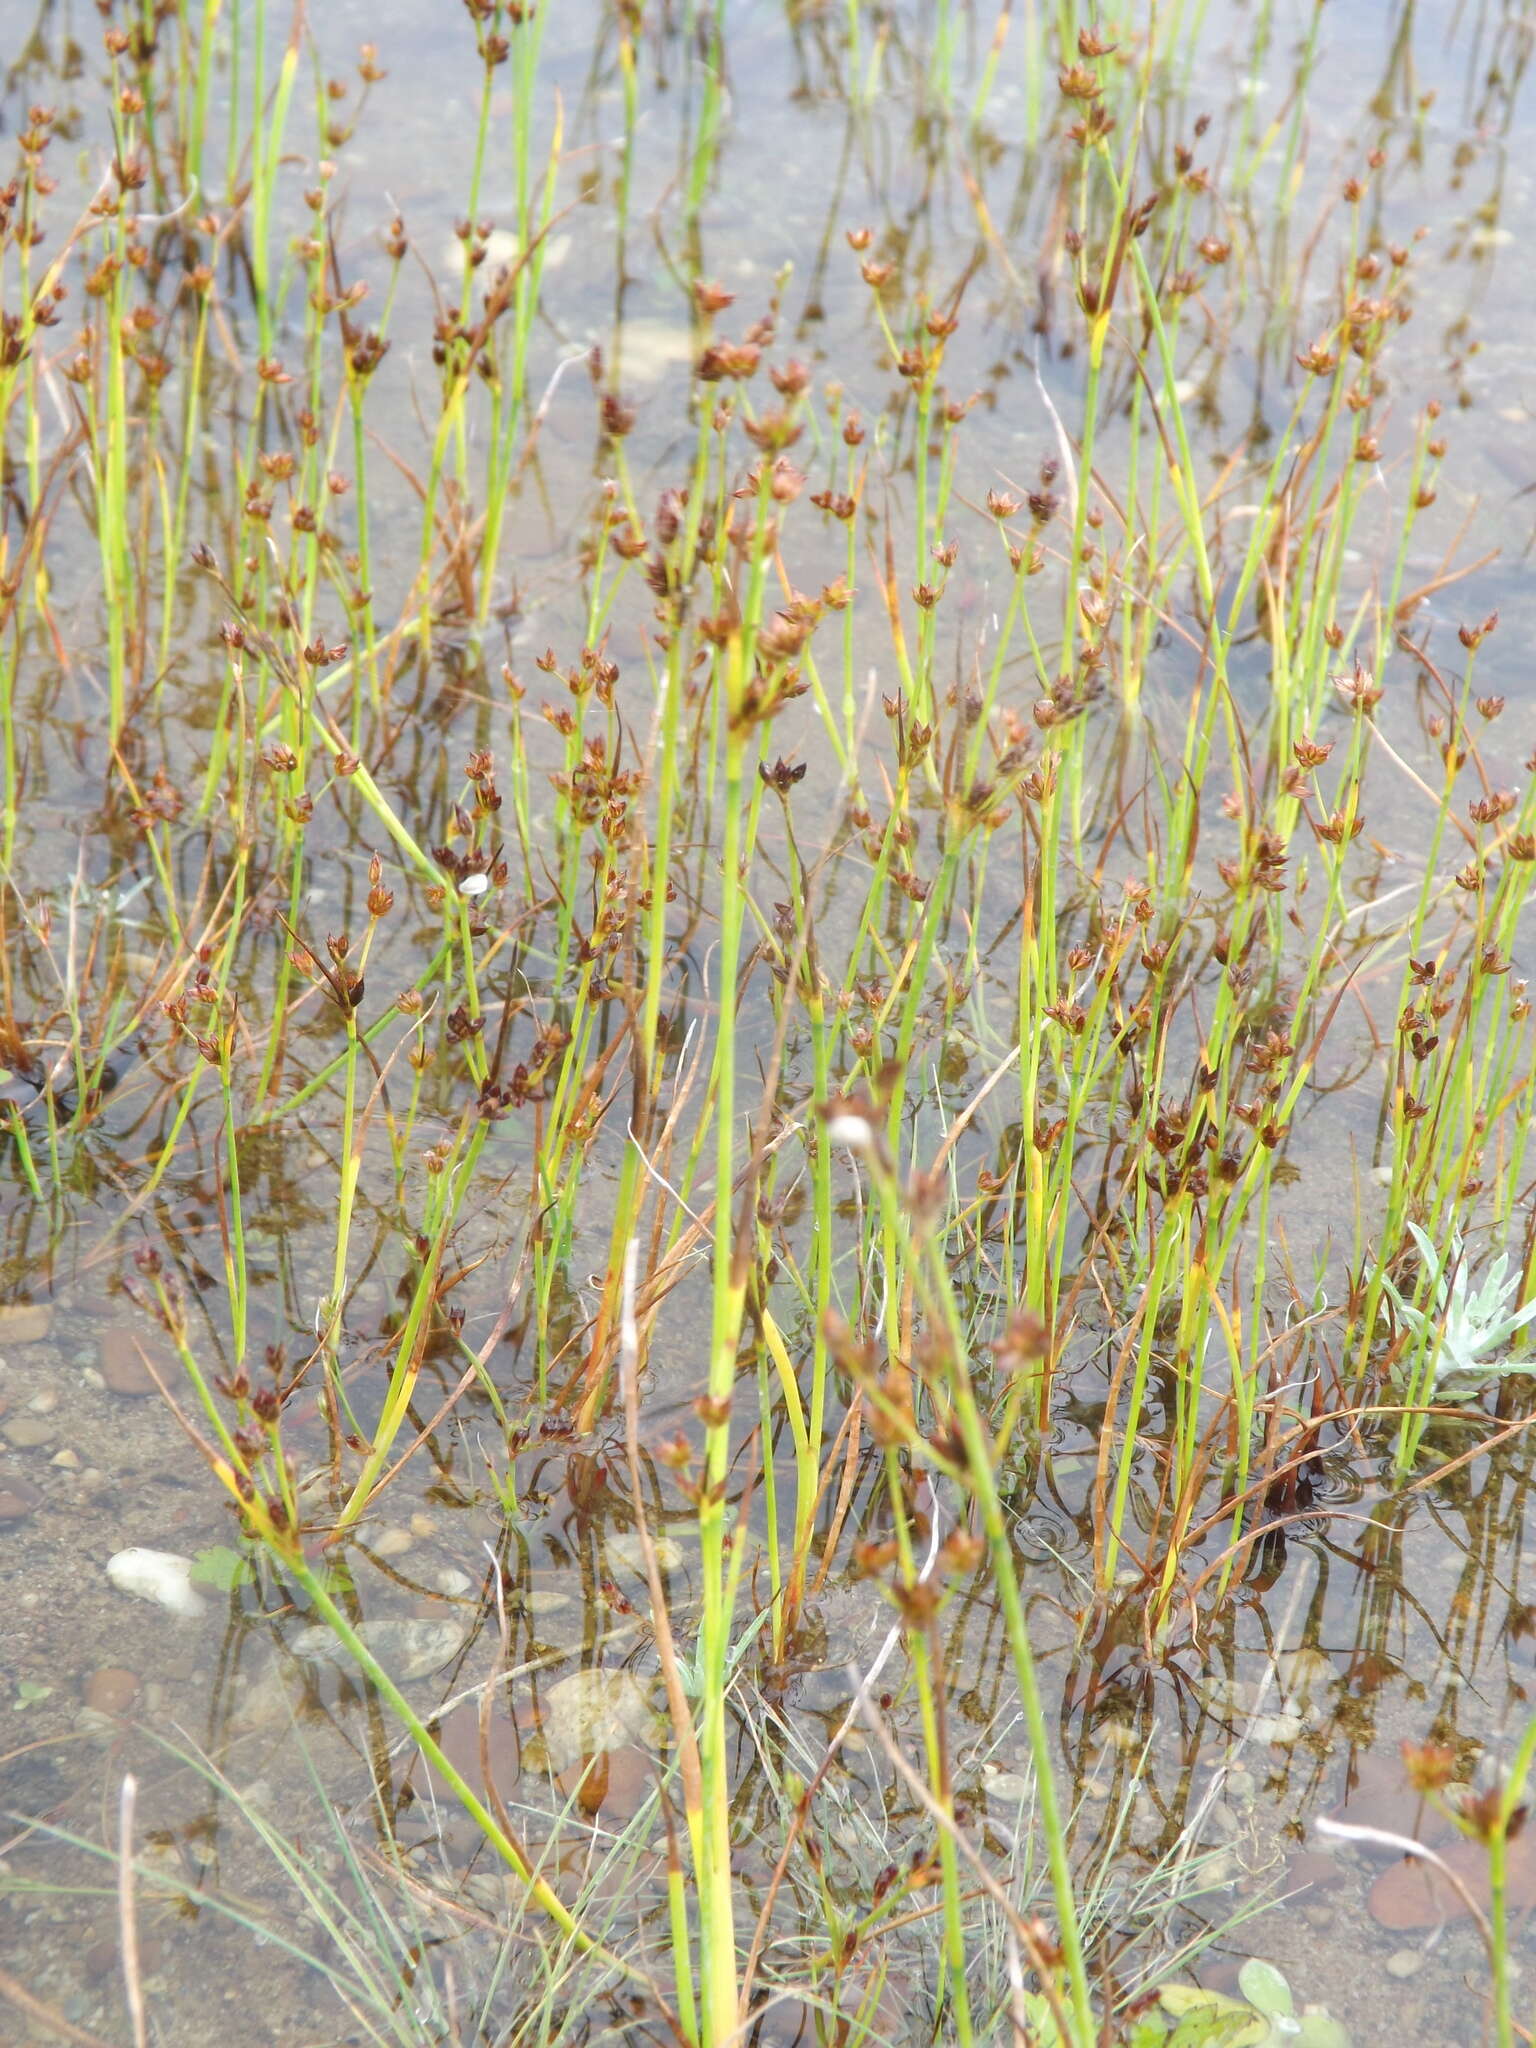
[5,3,1536,2045]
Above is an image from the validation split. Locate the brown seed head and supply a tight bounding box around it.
[1057,62,1102,100]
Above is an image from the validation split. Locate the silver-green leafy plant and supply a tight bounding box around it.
[1381,1224,1536,1467]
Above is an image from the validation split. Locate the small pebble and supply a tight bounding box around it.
[75,1706,123,1742]
[539,1669,659,1774]
[98,1327,163,1397]
[461,1871,506,1912]
[409,1513,436,1538]
[518,1588,572,1616]
[1286,1851,1342,1895]
[443,226,521,276]
[436,1568,473,1596]
[1386,1948,1425,1979]
[295,1466,334,1506]
[1092,1718,1137,1754]
[27,1389,58,1415]
[608,1532,683,1574]
[292,1616,465,1680]
[2,1415,57,1448]
[986,1771,1034,1803]
[85,1935,161,1982]
[84,1667,141,1714]
[0,1474,42,1520]
[49,1448,81,1469]
[81,1368,106,1391]
[230,1669,290,1731]
[0,1304,51,1344]
[371,1527,415,1560]
[1250,1709,1305,1747]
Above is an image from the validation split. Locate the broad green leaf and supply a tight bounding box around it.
[1295,2011,1352,2048]
[190,1544,254,1591]
[1158,1984,1269,2046]
[1170,2012,1265,2047]
[1019,1994,1061,2045]
[1239,1959,1295,2019]
[1127,2019,1172,2048]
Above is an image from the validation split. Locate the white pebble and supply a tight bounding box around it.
[986,1771,1034,1804]
[106,1548,207,1619]
[608,1532,682,1574]
[825,1112,874,1152]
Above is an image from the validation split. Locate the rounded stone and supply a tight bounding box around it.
[106,1548,207,1619]
[0,1304,51,1344]
[83,1667,141,1714]
[2,1415,56,1448]
[98,1328,162,1396]
[0,1472,42,1520]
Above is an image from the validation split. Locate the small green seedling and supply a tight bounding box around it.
[1154,1960,1351,2047]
